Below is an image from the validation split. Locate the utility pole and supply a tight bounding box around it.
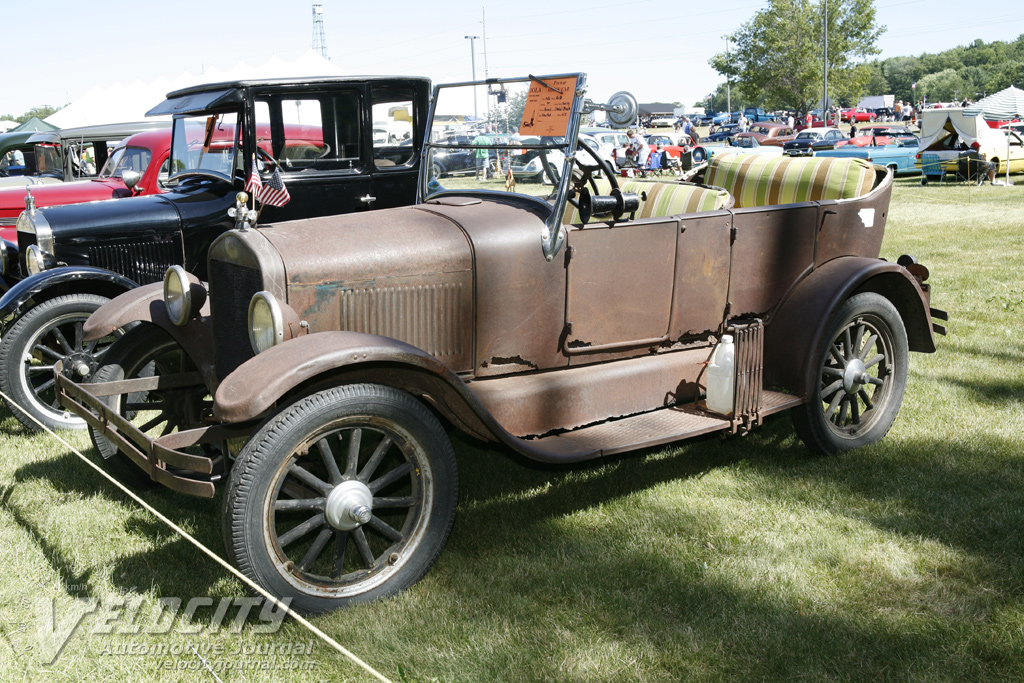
[482,9,490,122]
[465,35,479,121]
[823,0,829,119]
[724,36,731,118]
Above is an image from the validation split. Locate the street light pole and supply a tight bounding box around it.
[724,37,731,119]
[465,35,480,122]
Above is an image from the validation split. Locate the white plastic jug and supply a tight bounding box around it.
[706,334,735,415]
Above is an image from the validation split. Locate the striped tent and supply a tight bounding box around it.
[964,86,1024,121]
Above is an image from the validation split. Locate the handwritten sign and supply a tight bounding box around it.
[519,77,577,137]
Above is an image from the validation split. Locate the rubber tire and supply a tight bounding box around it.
[223,383,458,614]
[792,292,909,455]
[88,323,202,489]
[0,293,110,432]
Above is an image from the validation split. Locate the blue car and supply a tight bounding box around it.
[814,136,921,175]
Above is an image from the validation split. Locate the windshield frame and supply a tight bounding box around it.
[419,73,587,260]
[167,110,241,184]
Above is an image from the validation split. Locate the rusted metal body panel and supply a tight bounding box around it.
[261,205,476,372]
[764,256,935,398]
[469,346,708,437]
[415,196,566,375]
[815,169,892,266]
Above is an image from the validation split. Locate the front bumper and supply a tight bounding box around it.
[55,362,255,498]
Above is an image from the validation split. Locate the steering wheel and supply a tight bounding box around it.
[255,147,279,173]
[565,138,620,212]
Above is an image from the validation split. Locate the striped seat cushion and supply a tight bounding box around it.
[705,153,876,209]
[562,179,732,225]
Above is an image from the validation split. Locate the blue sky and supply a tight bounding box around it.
[2,0,1022,118]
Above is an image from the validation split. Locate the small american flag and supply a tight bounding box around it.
[256,166,291,207]
[245,158,262,195]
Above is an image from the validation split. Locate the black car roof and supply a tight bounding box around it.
[147,76,430,118]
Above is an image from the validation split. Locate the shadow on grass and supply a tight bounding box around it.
[7,406,1024,679]
[7,447,236,610]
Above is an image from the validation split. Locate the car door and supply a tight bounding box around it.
[253,86,373,222]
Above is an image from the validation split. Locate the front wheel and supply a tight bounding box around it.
[792,292,909,454]
[0,294,117,432]
[223,384,458,614]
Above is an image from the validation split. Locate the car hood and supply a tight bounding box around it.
[0,178,130,218]
[27,192,182,243]
[258,201,476,295]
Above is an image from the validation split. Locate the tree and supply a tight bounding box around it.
[709,0,884,112]
[16,106,60,123]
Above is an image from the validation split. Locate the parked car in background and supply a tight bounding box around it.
[710,135,785,158]
[61,72,941,615]
[744,107,770,122]
[0,76,430,432]
[712,111,737,125]
[0,122,166,191]
[783,127,846,156]
[706,123,739,142]
[837,125,917,149]
[841,108,877,123]
[816,137,921,175]
[734,122,797,146]
[580,127,628,167]
[0,129,171,244]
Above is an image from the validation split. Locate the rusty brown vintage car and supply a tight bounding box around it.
[56,73,946,613]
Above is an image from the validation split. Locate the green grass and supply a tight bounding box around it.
[1,177,1023,681]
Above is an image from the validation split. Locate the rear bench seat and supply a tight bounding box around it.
[704,153,876,208]
[562,179,732,225]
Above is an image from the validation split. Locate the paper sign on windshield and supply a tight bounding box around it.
[520,77,577,137]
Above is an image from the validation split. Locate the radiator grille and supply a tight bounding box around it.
[209,260,263,380]
[340,283,464,360]
[88,241,177,285]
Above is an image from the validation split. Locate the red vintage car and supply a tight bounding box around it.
[840,125,917,148]
[841,108,877,123]
[0,129,171,241]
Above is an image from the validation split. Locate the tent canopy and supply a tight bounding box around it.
[10,117,59,132]
[45,51,345,128]
[964,85,1024,121]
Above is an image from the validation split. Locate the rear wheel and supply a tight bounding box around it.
[0,294,117,432]
[792,293,909,454]
[223,383,458,613]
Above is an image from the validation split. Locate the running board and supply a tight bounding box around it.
[527,390,801,458]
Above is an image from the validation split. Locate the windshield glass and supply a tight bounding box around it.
[99,145,149,178]
[423,75,579,204]
[32,143,62,175]
[169,111,239,181]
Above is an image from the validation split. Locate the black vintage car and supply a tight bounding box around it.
[0,76,429,432]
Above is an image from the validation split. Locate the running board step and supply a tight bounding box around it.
[529,390,802,458]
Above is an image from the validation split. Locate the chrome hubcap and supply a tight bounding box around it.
[323,480,373,530]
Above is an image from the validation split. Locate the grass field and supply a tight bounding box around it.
[1,176,1022,682]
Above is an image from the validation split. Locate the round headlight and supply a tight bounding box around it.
[24,244,46,276]
[248,291,284,354]
[163,265,191,326]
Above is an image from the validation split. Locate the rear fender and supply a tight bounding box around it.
[0,266,138,322]
[764,257,936,399]
[83,277,217,388]
[213,331,503,444]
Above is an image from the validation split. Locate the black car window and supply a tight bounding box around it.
[256,90,363,173]
[371,86,417,170]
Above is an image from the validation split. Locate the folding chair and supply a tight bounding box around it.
[919,153,945,185]
[639,150,664,177]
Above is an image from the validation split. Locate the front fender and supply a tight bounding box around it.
[0,265,138,320]
[764,256,936,399]
[82,277,218,389]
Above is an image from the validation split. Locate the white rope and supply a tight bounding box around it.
[0,388,393,683]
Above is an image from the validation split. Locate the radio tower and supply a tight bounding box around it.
[312,4,328,59]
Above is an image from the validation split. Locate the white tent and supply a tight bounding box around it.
[45,51,346,128]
